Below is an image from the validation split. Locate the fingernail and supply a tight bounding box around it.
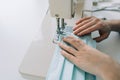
[61,50,65,54]
[77,33,82,36]
[72,27,75,29]
[58,42,60,45]
[58,42,62,46]
[72,28,75,31]
[73,31,75,34]
[61,50,63,52]
[76,21,79,24]
[62,37,64,40]
[73,31,77,35]
[60,50,64,55]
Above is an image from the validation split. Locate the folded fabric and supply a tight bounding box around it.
[46,27,96,80]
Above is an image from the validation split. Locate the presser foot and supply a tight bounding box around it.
[52,31,67,44]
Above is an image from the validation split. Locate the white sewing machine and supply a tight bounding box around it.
[49,0,93,44]
[19,0,93,80]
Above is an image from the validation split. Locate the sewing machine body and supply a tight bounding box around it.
[49,0,75,19]
[49,0,86,19]
[19,0,93,80]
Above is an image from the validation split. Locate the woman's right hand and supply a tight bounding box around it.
[73,16,111,42]
[59,36,120,80]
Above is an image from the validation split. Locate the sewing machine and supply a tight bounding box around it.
[49,0,76,44]
[19,0,93,80]
[49,0,94,44]
[49,0,75,43]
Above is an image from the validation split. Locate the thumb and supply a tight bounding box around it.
[93,33,109,42]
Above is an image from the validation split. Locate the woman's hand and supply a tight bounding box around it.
[58,36,120,80]
[73,16,111,42]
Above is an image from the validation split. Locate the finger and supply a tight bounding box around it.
[75,16,92,25]
[61,50,77,64]
[63,36,83,50]
[73,18,97,35]
[73,18,93,31]
[59,42,77,55]
[77,23,101,36]
[93,33,109,42]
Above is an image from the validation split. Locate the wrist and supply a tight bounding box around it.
[105,20,120,32]
[104,20,112,31]
[98,56,120,80]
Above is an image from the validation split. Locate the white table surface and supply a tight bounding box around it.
[0,0,120,80]
[0,0,48,80]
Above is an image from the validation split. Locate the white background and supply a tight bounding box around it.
[0,0,48,80]
[0,0,120,80]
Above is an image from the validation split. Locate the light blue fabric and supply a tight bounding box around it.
[46,27,96,80]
